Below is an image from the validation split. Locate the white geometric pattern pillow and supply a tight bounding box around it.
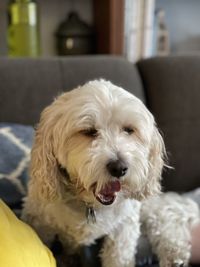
[0,123,34,208]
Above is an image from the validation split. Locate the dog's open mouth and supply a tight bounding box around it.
[94,180,121,205]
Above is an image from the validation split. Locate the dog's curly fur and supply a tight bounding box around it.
[141,193,200,267]
[23,80,167,267]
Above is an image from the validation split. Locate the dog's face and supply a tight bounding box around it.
[30,80,165,206]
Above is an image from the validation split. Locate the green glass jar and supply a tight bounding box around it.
[7,0,40,57]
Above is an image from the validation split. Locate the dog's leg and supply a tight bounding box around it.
[100,217,140,267]
[141,211,192,267]
[141,193,200,267]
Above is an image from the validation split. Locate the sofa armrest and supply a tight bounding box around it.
[137,56,200,192]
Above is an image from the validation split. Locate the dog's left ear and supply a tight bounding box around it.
[142,126,166,198]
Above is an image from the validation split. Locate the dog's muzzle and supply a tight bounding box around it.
[93,159,128,205]
[57,159,122,206]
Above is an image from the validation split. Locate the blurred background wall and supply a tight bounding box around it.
[1,0,200,59]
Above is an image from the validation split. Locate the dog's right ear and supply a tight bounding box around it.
[28,105,62,201]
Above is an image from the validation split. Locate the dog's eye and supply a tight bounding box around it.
[123,127,134,135]
[81,128,98,137]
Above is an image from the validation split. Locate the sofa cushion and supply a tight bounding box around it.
[0,56,144,125]
[137,56,200,192]
[0,123,34,207]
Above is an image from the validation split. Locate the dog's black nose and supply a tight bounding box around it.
[106,159,128,178]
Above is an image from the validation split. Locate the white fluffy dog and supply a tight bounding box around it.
[23,80,166,267]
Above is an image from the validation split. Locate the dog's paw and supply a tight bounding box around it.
[172,263,189,267]
[159,259,189,267]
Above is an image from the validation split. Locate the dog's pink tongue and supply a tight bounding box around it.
[99,180,121,195]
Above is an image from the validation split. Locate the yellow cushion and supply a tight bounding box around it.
[0,200,56,267]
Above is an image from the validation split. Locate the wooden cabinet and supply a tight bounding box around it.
[93,0,124,55]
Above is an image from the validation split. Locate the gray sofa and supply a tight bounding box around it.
[0,56,200,266]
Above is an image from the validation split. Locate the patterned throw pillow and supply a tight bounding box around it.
[0,123,34,208]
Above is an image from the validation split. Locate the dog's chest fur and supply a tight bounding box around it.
[41,198,141,247]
